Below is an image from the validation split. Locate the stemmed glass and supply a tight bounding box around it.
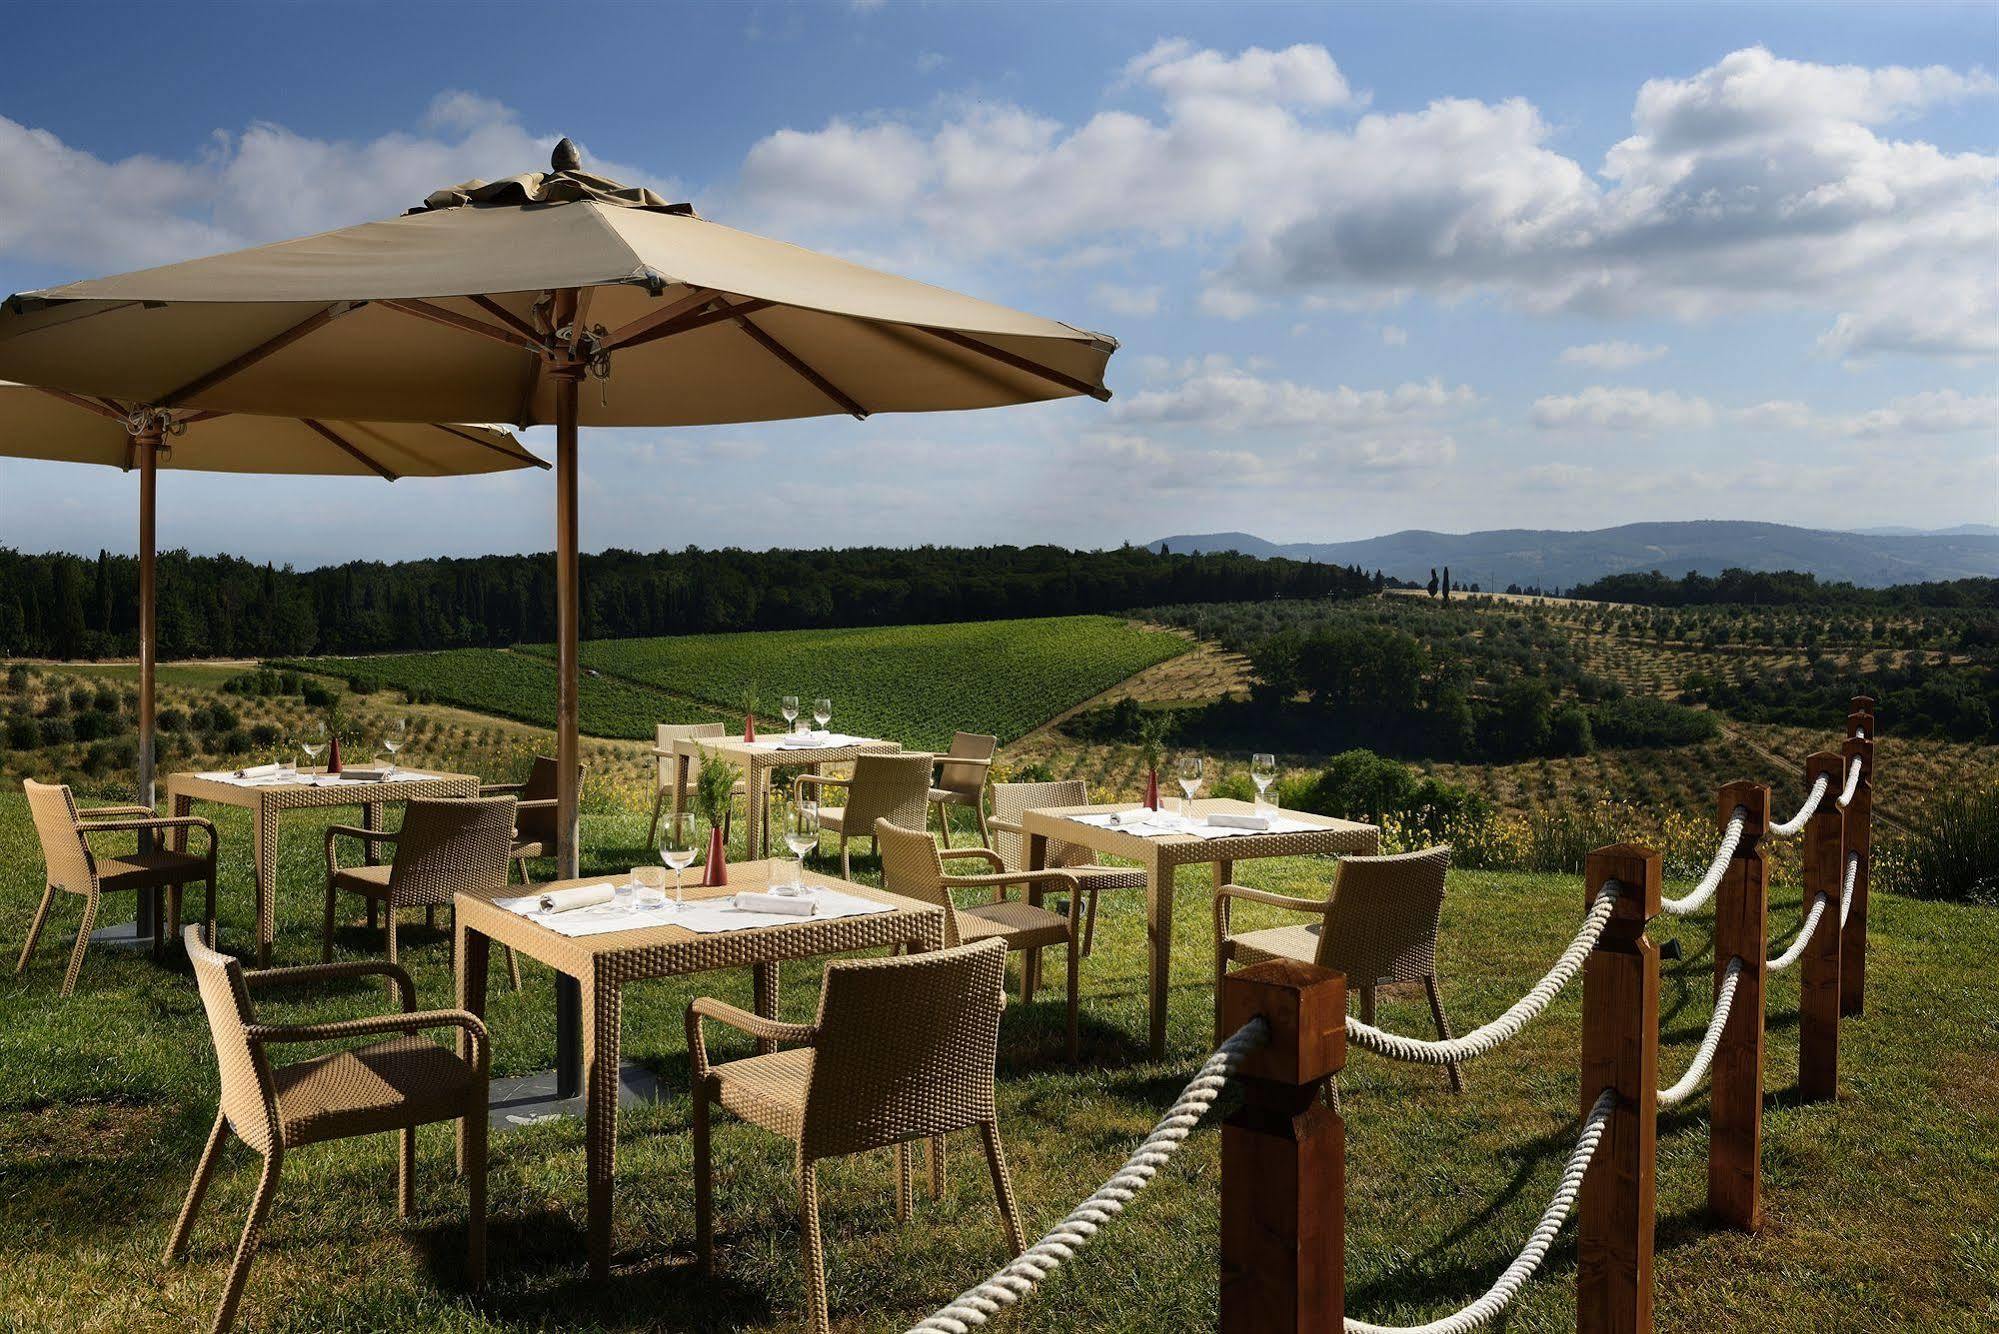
[659,812,699,911]
[783,796,819,892]
[812,697,832,733]
[299,721,326,772]
[1176,755,1204,819]
[1252,753,1277,812]
[381,718,407,774]
[781,695,800,732]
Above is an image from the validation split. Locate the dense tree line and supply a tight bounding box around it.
[0,544,1375,660]
[1569,568,1999,609]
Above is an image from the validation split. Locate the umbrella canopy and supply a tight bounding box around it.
[0,138,1118,903]
[0,382,542,476]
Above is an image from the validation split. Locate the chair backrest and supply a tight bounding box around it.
[874,818,967,945]
[23,779,94,896]
[388,796,518,905]
[801,937,1008,1161]
[510,756,582,848]
[1314,846,1452,987]
[839,753,935,833]
[183,925,279,1153]
[656,722,727,787]
[990,779,1098,872]
[935,731,997,801]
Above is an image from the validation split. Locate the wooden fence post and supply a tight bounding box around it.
[1707,783,1769,1232]
[1578,844,1660,1334]
[1798,751,1845,1102]
[1840,720,1873,1017]
[1849,695,1877,737]
[1220,959,1346,1334]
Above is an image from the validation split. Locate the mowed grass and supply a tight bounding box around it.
[1,793,1994,1331]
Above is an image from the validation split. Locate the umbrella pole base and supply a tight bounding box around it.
[485,1063,663,1130]
[88,920,158,949]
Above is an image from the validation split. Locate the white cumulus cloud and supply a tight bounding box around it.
[1559,341,1667,369]
[1531,386,1717,432]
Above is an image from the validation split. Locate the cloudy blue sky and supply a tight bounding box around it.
[1,0,1994,565]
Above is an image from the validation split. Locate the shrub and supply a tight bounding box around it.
[38,717,73,747]
[1878,783,1999,906]
[92,686,120,712]
[300,680,336,708]
[6,664,29,692]
[1589,696,1718,748]
[1549,703,1594,756]
[157,707,189,732]
[1519,802,1627,874]
[7,717,37,750]
[69,686,96,712]
[70,710,118,742]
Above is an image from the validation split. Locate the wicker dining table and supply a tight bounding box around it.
[453,859,945,1279]
[1019,797,1380,1059]
[167,767,480,965]
[667,733,901,858]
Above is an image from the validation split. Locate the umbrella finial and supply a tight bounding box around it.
[551,137,582,173]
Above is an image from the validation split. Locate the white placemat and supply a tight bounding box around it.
[1064,810,1322,841]
[770,731,872,751]
[496,882,895,938]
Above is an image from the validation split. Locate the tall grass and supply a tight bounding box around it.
[1880,782,1999,906]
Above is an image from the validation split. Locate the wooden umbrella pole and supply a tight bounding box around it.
[135,426,160,823]
[552,290,583,878]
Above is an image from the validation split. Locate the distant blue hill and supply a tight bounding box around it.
[1147,521,1999,590]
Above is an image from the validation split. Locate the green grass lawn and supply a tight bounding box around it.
[1,792,1993,1331]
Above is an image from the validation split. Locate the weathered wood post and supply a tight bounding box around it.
[1799,751,1845,1102]
[1579,844,1660,1334]
[1220,959,1345,1334]
[1840,706,1875,1017]
[1708,783,1769,1232]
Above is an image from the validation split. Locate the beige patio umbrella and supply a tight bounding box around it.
[0,138,1117,876]
[0,383,541,936]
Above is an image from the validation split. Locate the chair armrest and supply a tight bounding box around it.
[1215,883,1332,914]
[987,817,1025,837]
[935,756,994,771]
[940,846,1005,871]
[325,823,398,875]
[792,774,849,797]
[78,815,218,858]
[944,867,1085,921]
[83,803,156,818]
[248,1010,490,1073]
[685,997,818,1081]
[478,781,527,796]
[244,959,416,1010]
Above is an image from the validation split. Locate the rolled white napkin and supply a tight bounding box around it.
[538,884,616,913]
[233,762,282,780]
[1206,812,1271,831]
[1110,807,1162,826]
[735,891,817,916]
[338,767,389,782]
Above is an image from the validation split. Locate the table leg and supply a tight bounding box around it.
[556,973,583,1100]
[673,754,690,830]
[1024,834,1049,998]
[362,801,384,865]
[753,961,781,1056]
[254,799,279,966]
[456,921,490,1174]
[746,760,769,860]
[583,970,621,1280]
[171,792,191,852]
[1146,855,1171,1060]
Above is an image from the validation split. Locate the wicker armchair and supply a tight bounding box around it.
[645,724,749,846]
[479,754,585,882]
[990,779,1147,956]
[796,752,935,879]
[875,818,1084,1062]
[928,730,996,847]
[19,779,217,995]
[322,796,519,988]
[688,937,1022,1334]
[1215,845,1462,1091]
[168,926,490,1333]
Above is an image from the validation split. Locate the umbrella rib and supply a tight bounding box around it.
[614,298,772,353]
[729,310,867,419]
[916,326,1112,402]
[160,301,365,408]
[465,295,542,343]
[434,422,552,470]
[599,288,721,352]
[30,386,128,423]
[0,298,142,336]
[300,419,399,481]
[378,299,543,353]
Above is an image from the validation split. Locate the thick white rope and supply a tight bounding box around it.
[1343,1088,1618,1334]
[1767,894,1828,973]
[1841,851,1859,927]
[1769,773,1828,838]
[1346,888,1619,1066]
[907,1018,1269,1334]
[1835,757,1863,809]
[1660,807,1747,917]
[1657,957,1744,1108]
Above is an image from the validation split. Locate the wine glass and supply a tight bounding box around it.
[659,812,699,910]
[299,720,326,771]
[782,695,800,730]
[782,797,819,892]
[812,697,832,732]
[381,718,407,774]
[1176,755,1204,818]
[1252,753,1277,812]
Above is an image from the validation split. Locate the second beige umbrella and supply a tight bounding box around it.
[0,382,543,941]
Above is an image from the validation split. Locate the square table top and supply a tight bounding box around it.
[166,767,480,807]
[455,858,946,979]
[1020,797,1379,866]
[670,734,902,765]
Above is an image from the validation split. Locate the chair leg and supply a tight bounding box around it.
[975,801,992,849]
[503,945,522,992]
[367,897,378,930]
[203,875,217,950]
[1065,934,1081,1064]
[646,784,667,847]
[839,837,851,882]
[61,889,99,998]
[692,1092,714,1274]
[168,884,184,949]
[426,905,438,931]
[928,1134,946,1200]
[397,1125,416,1220]
[1425,974,1465,1094]
[463,1101,487,1291]
[150,886,166,959]
[1082,887,1100,957]
[799,1158,831,1334]
[321,880,338,962]
[165,1111,229,1263]
[384,905,398,966]
[211,1149,282,1334]
[933,801,952,850]
[15,883,55,975]
[978,1121,1027,1256]
[1359,986,1376,1027]
[896,1142,915,1222]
